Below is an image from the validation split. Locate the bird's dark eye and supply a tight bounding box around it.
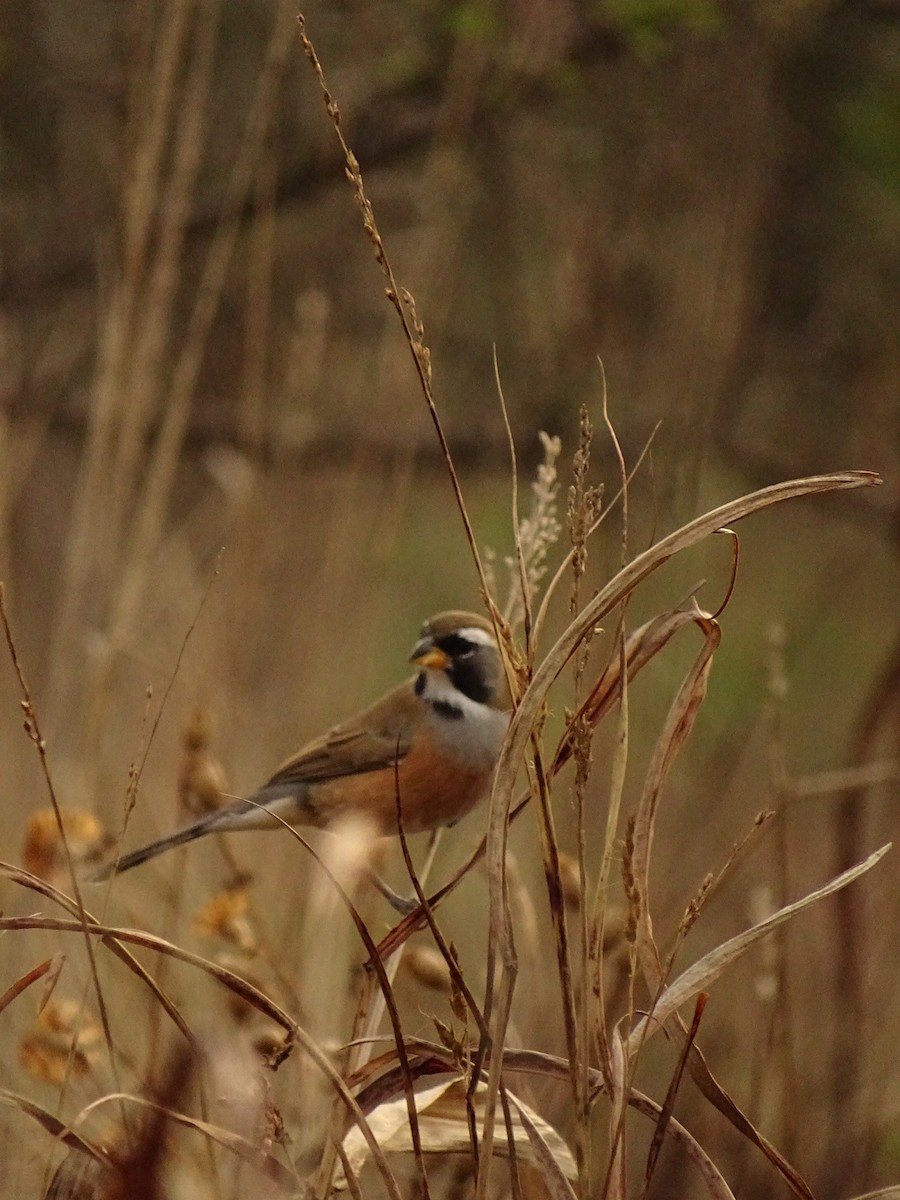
[438,633,475,659]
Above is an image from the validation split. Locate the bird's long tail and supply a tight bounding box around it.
[90,805,240,882]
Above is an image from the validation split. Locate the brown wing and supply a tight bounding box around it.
[263,679,419,789]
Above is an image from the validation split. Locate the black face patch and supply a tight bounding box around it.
[435,632,475,660]
[446,653,491,705]
[418,626,497,706]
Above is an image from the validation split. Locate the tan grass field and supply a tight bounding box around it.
[0,10,897,1199]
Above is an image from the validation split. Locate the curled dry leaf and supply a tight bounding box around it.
[335,1075,576,1190]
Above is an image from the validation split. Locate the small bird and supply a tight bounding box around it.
[93,611,510,881]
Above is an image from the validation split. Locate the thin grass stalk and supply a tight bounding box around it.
[363,20,489,443]
[474,929,517,1200]
[532,422,661,650]
[566,407,599,1192]
[296,16,495,609]
[630,616,721,996]
[493,350,532,650]
[529,738,588,1192]
[602,1026,628,1199]
[240,146,278,454]
[232,812,428,1200]
[0,588,133,1142]
[321,840,446,1200]
[640,992,708,1199]
[144,842,193,1070]
[395,817,489,1042]
[100,552,223,885]
[107,0,222,563]
[591,396,634,1108]
[830,633,900,1183]
[108,1,297,655]
[473,750,522,1196]
[47,0,194,732]
[589,626,629,1087]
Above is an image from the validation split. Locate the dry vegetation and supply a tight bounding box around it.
[1,10,898,1200]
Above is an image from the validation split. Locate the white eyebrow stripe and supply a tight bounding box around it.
[457,626,496,647]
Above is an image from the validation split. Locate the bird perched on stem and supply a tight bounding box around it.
[93,612,510,883]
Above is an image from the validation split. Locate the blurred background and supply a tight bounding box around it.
[0,1,898,1196]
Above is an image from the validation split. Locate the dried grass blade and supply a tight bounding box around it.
[553,608,711,772]
[504,472,878,782]
[491,474,880,949]
[77,1092,294,1187]
[0,913,291,1031]
[605,1026,629,1200]
[682,1042,814,1200]
[630,616,721,994]
[0,862,195,1046]
[626,843,890,1059]
[528,742,586,1188]
[0,957,56,1017]
[641,993,708,1198]
[0,1088,112,1166]
[506,1092,578,1200]
[590,622,629,1083]
[628,1090,736,1200]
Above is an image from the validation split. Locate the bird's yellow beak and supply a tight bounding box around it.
[410,638,450,670]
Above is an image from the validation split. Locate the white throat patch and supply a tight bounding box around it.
[419,668,509,769]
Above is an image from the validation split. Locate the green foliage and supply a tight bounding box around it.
[601,0,722,56]
[836,73,900,199]
[445,0,499,41]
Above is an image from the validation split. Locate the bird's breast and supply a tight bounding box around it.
[306,732,495,835]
